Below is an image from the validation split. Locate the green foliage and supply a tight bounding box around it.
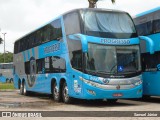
[0,83,14,89]
[0,37,3,44]
[0,52,13,63]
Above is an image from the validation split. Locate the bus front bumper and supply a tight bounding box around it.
[82,82,142,100]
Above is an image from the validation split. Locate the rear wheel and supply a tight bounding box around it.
[6,79,10,83]
[20,82,24,95]
[62,82,72,104]
[52,82,61,102]
[20,81,29,96]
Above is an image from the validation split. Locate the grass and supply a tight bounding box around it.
[0,82,15,89]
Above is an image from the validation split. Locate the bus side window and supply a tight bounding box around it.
[36,59,45,74]
[50,56,66,73]
[67,38,82,72]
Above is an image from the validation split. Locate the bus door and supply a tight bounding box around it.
[70,50,83,96]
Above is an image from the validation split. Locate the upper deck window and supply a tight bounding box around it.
[81,10,137,39]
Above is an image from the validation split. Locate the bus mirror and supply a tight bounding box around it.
[139,36,155,54]
[68,34,88,52]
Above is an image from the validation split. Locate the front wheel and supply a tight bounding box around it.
[62,82,72,104]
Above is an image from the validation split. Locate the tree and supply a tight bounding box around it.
[88,0,115,8]
[0,52,13,63]
[0,37,3,44]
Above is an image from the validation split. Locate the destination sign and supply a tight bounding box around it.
[101,38,130,45]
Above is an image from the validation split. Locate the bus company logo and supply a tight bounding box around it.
[103,78,109,84]
[27,57,37,87]
[100,38,130,45]
[44,43,60,54]
[157,64,160,71]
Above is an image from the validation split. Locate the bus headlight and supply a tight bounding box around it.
[133,76,142,86]
[79,76,99,87]
[134,80,142,86]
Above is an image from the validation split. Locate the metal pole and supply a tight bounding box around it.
[2,33,7,63]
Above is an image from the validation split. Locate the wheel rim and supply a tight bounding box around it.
[54,85,59,99]
[23,83,26,95]
[20,83,23,94]
[63,85,69,101]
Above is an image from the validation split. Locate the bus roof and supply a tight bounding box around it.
[14,8,127,43]
[136,7,160,17]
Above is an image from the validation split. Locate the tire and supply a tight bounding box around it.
[20,82,24,95]
[20,81,29,96]
[107,99,118,103]
[6,79,10,83]
[52,82,61,102]
[10,78,13,83]
[62,82,72,104]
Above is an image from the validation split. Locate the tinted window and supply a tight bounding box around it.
[81,11,137,39]
[25,61,30,74]
[134,10,160,35]
[50,19,62,40]
[36,59,45,74]
[136,21,152,36]
[50,56,66,73]
[64,11,81,35]
[141,52,160,72]
[67,38,82,71]
[14,19,62,54]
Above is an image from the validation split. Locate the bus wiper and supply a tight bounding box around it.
[96,70,111,74]
[110,64,117,73]
[86,70,98,75]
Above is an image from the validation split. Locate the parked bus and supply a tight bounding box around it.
[0,62,13,83]
[134,7,160,97]
[13,8,154,103]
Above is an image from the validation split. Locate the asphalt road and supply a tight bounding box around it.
[0,90,160,120]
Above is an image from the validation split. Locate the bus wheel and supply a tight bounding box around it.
[62,82,72,104]
[20,82,24,95]
[107,99,118,103]
[6,79,10,83]
[20,81,29,96]
[52,82,61,102]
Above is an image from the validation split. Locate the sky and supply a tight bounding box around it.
[0,0,159,53]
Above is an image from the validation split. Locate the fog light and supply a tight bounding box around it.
[87,90,96,96]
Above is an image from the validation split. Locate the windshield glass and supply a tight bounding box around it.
[86,43,141,74]
[0,64,13,69]
[81,10,137,38]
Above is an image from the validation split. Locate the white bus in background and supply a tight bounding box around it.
[0,62,13,83]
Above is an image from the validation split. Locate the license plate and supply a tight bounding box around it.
[113,93,123,97]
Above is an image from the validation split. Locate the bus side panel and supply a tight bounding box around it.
[143,72,160,96]
[0,76,6,83]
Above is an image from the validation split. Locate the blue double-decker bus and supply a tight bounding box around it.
[13,8,154,103]
[0,62,13,83]
[134,7,160,97]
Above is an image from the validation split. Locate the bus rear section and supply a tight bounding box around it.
[134,7,160,97]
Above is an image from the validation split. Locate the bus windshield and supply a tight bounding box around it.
[0,64,13,69]
[81,10,137,38]
[86,43,141,74]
